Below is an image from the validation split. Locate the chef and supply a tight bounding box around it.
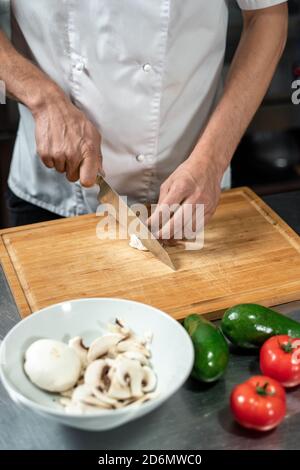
[0,1,288,237]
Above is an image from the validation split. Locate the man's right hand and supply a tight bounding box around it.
[0,31,102,187]
[33,91,102,187]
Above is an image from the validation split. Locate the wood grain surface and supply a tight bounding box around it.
[1,187,300,320]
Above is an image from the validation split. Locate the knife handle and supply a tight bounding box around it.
[96,173,104,186]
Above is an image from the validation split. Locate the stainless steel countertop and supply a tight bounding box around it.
[1,192,300,450]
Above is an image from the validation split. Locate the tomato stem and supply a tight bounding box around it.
[279,340,294,353]
[256,382,275,396]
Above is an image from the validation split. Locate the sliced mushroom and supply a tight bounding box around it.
[126,391,159,407]
[24,339,81,393]
[61,390,138,413]
[108,318,132,337]
[107,373,132,400]
[116,339,151,358]
[62,398,104,414]
[26,319,157,414]
[71,384,112,409]
[121,351,149,366]
[142,366,157,393]
[60,388,74,398]
[84,358,113,390]
[129,234,148,251]
[92,386,119,407]
[114,357,145,398]
[59,397,72,407]
[87,334,124,363]
[143,330,153,345]
[68,336,88,370]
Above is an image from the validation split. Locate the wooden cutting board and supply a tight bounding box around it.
[1,187,300,321]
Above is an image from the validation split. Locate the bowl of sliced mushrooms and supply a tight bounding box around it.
[0,298,194,431]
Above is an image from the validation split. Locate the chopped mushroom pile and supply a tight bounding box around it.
[24,319,157,414]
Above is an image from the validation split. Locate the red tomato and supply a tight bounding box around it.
[260,335,300,388]
[230,375,286,431]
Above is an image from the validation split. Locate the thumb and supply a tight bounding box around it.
[80,149,103,187]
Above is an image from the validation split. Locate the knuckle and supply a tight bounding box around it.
[193,190,203,202]
[54,155,65,165]
[36,144,46,158]
[52,150,64,161]
[174,182,186,193]
[161,181,168,191]
[85,140,98,154]
[65,151,78,163]
[81,142,93,157]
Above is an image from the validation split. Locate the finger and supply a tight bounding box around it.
[160,198,204,241]
[146,183,169,229]
[80,149,101,187]
[66,166,80,183]
[148,189,183,238]
[53,156,66,173]
[178,201,204,241]
[40,156,55,169]
[204,209,214,226]
[159,204,186,240]
[157,182,170,205]
[64,147,83,183]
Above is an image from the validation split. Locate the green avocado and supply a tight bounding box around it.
[184,314,229,383]
[221,303,300,349]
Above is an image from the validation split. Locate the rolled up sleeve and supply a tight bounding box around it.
[236,0,287,10]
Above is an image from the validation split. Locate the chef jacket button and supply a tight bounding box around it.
[143,63,152,73]
[136,154,145,162]
[75,61,85,72]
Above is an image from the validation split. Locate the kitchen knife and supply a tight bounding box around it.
[96,175,176,270]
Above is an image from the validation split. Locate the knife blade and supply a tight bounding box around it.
[96,175,176,270]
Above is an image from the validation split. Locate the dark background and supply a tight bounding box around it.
[1,1,300,228]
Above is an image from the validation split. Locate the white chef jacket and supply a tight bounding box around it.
[6,0,287,216]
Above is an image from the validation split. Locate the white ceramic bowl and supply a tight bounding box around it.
[0,298,194,431]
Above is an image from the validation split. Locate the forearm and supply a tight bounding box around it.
[0,30,101,186]
[0,30,64,113]
[189,3,288,179]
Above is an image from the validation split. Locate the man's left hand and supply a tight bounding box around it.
[148,156,223,241]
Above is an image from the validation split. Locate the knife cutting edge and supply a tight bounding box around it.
[96,175,176,270]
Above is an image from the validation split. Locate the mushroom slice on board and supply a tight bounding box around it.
[87,334,124,363]
[129,234,148,251]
